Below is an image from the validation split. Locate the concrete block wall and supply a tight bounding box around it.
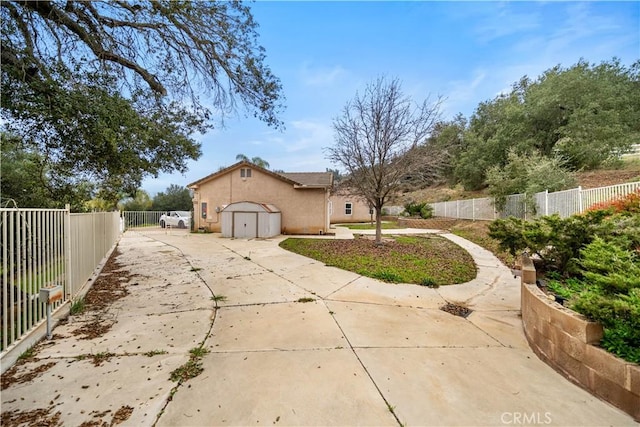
[521,282,640,421]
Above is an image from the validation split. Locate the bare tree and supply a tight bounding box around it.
[326,77,443,244]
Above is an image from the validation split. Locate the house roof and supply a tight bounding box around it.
[187,161,333,189]
[279,172,333,188]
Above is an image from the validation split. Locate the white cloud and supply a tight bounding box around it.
[444,69,488,116]
[299,62,348,86]
[473,3,541,43]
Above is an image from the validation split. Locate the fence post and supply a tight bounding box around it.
[578,186,583,213]
[456,200,460,219]
[64,204,72,301]
[472,199,475,221]
[545,190,549,216]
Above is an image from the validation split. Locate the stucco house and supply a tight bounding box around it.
[188,161,334,237]
[329,192,374,224]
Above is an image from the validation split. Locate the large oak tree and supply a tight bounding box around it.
[1,1,284,208]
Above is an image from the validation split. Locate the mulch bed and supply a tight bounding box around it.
[440,302,473,318]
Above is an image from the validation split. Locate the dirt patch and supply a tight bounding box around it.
[440,302,473,318]
[575,168,640,189]
[1,360,57,390]
[70,247,135,340]
[78,405,133,427]
[71,320,115,340]
[111,405,134,425]
[83,248,131,312]
[1,406,62,427]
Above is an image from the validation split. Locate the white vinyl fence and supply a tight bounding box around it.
[430,181,640,221]
[1,208,121,352]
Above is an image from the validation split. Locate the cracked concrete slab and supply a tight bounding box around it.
[204,271,312,306]
[466,310,529,349]
[156,349,398,427]
[209,301,348,352]
[278,263,362,298]
[1,353,186,427]
[328,276,447,308]
[357,346,636,427]
[326,301,501,348]
[36,309,211,358]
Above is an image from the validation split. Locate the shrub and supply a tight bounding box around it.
[488,210,610,274]
[419,204,433,219]
[572,286,640,364]
[404,202,426,217]
[486,150,576,212]
[403,202,433,219]
[579,237,640,293]
[545,238,640,363]
[588,189,640,214]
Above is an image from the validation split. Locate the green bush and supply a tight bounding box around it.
[547,238,640,363]
[490,198,640,362]
[404,202,433,219]
[404,202,426,217]
[579,237,640,293]
[419,204,433,219]
[488,210,610,274]
[486,150,576,212]
[572,286,640,364]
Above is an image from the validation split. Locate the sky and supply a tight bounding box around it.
[141,1,640,196]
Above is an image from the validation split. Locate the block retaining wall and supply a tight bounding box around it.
[521,279,639,421]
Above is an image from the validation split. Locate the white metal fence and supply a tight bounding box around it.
[1,208,121,351]
[121,211,165,229]
[430,181,640,221]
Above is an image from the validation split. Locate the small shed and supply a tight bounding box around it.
[221,202,281,238]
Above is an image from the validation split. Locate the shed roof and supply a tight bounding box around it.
[221,201,281,213]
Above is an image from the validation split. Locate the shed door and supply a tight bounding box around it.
[233,212,258,238]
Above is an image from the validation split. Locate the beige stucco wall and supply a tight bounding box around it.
[191,167,329,234]
[330,193,372,223]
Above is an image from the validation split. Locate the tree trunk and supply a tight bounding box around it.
[375,205,383,245]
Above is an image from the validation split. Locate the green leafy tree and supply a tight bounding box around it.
[425,114,467,184]
[486,150,576,212]
[453,59,639,190]
[525,59,639,169]
[1,1,284,205]
[0,132,93,210]
[152,185,193,212]
[119,190,153,212]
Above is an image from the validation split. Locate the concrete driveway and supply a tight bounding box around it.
[1,228,636,426]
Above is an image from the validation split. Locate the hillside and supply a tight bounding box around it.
[396,159,640,204]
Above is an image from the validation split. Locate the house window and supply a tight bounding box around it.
[345,202,352,215]
[240,168,252,178]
